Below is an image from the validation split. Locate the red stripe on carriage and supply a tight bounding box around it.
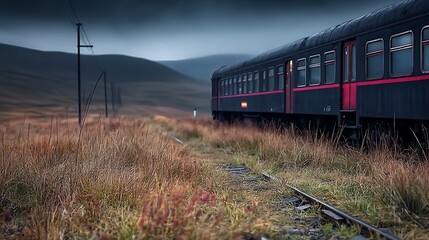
[214,75,429,98]
[356,75,429,86]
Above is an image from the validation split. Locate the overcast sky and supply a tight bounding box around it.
[0,0,405,60]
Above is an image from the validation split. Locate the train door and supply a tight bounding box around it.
[342,41,357,110]
[285,60,293,113]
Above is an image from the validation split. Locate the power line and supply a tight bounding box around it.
[67,0,102,72]
[77,23,93,126]
[80,24,102,71]
[67,0,95,57]
[66,0,112,124]
[67,0,80,24]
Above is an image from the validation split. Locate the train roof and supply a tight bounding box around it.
[215,0,429,76]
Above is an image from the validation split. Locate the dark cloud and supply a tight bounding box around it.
[0,0,405,60]
[1,0,397,25]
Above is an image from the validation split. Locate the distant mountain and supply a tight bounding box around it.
[0,44,210,121]
[159,54,252,81]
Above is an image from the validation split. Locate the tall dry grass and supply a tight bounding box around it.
[156,116,364,172]
[375,159,429,227]
[1,118,197,205]
[1,116,267,239]
[157,116,429,234]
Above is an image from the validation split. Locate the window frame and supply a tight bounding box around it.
[352,44,356,81]
[262,70,267,91]
[238,75,242,94]
[277,64,284,90]
[224,78,229,96]
[243,73,247,94]
[247,72,253,93]
[296,58,307,87]
[233,76,237,95]
[309,54,321,86]
[389,30,414,77]
[421,26,429,73]
[366,38,384,80]
[324,51,336,84]
[254,71,260,93]
[268,67,275,91]
[228,78,232,96]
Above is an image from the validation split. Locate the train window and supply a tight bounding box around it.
[262,70,267,91]
[233,77,237,95]
[238,75,242,94]
[390,31,413,77]
[366,39,384,80]
[248,73,253,93]
[228,78,234,95]
[297,58,306,87]
[220,80,224,96]
[278,66,284,90]
[309,55,321,85]
[226,79,229,96]
[324,51,336,84]
[243,74,248,93]
[268,68,275,91]
[422,26,429,73]
[254,71,260,92]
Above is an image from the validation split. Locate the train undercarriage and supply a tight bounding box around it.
[213,111,429,145]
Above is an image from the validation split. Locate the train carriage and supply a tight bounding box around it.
[211,0,429,134]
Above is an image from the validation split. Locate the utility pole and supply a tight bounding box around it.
[103,71,108,117]
[77,23,93,126]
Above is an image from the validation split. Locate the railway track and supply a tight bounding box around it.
[169,134,400,239]
[223,165,399,240]
[261,172,399,240]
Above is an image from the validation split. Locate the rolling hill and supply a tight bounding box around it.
[0,44,211,121]
[159,54,252,81]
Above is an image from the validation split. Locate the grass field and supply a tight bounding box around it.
[156,116,429,239]
[0,116,271,239]
[1,115,428,239]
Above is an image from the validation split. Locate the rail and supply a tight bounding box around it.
[262,173,399,240]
